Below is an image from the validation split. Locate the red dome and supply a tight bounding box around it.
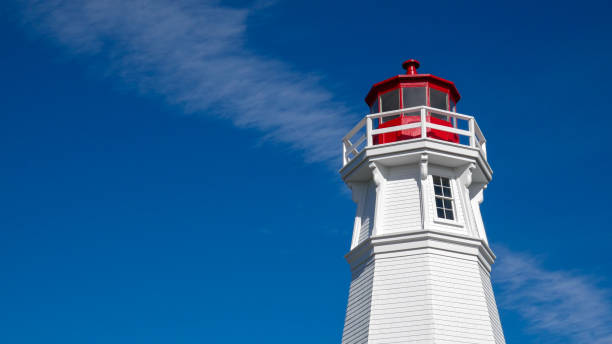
[365,59,461,111]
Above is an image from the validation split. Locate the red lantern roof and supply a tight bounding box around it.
[365,59,461,108]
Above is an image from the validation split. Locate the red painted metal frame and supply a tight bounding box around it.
[373,115,459,145]
[366,61,462,146]
[365,74,460,107]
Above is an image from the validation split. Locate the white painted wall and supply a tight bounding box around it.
[380,165,421,234]
[369,253,437,343]
[341,259,375,344]
[344,249,505,344]
[426,253,504,343]
[349,163,488,246]
[480,265,506,344]
[343,158,505,343]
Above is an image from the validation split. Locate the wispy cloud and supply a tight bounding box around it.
[18,0,353,163]
[494,246,612,343]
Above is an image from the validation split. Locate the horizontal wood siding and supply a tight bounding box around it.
[428,253,498,343]
[369,254,435,343]
[382,165,421,234]
[342,260,375,344]
[480,266,506,344]
[363,252,501,343]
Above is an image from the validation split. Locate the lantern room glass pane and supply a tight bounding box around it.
[430,88,448,111]
[380,89,400,122]
[402,87,426,109]
[371,99,379,114]
[380,89,400,112]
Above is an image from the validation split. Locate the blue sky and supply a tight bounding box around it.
[1,0,611,343]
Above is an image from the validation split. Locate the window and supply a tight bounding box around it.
[429,88,448,110]
[380,89,400,122]
[402,87,426,109]
[380,89,400,112]
[371,99,379,114]
[433,176,455,220]
[429,88,449,121]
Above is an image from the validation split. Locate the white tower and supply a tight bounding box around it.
[340,60,505,343]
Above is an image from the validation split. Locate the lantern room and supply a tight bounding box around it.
[365,59,461,144]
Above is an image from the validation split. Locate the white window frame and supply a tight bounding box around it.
[431,174,462,227]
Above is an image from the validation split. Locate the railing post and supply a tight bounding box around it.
[420,108,427,139]
[366,117,373,147]
[469,118,475,147]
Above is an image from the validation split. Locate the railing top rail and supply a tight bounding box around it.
[474,120,486,143]
[370,122,422,135]
[365,106,474,120]
[366,107,422,119]
[341,105,487,167]
[342,117,366,142]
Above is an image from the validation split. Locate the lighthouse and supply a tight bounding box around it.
[339,60,505,343]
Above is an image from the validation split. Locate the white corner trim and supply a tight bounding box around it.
[465,162,476,187]
[369,162,385,188]
[348,182,368,250]
[419,153,428,180]
[418,154,429,230]
[368,162,385,237]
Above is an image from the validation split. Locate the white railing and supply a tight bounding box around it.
[342,106,487,167]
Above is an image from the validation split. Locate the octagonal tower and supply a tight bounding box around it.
[340,60,505,343]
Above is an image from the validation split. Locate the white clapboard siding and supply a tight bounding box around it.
[362,252,502,343]
[369,254,436,342]
[381,165,421,234]
[342,260,375,344]
[480,266,506,344]
[358,181,376,244]
[428,253,498,343]
[342,156,505,343]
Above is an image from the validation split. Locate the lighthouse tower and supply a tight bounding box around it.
[340,60,505,343]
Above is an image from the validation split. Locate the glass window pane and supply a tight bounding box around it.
[402,87,426,108]
[430,88,448,111]
[381,115,400,123]
[371,99,379,114]
[380,89,400,112]
[434,186,442,196]
[431,113,448,121]
[433,175,456,221]
[443,187,452,197]
[433,176,441,185]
